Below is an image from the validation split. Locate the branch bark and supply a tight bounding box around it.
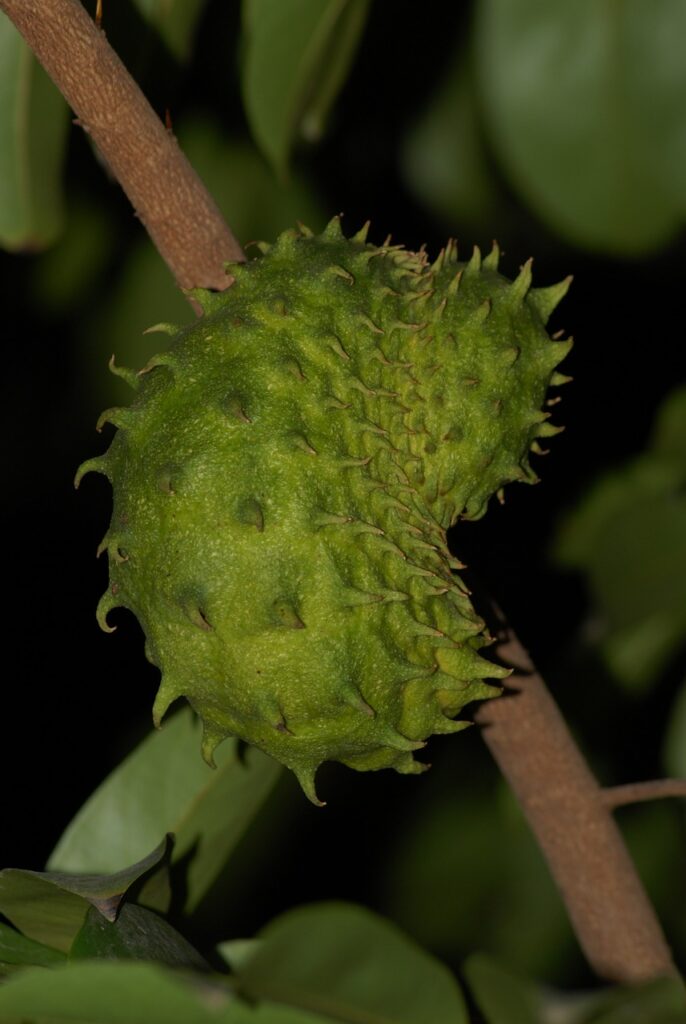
[474,622,676,983]
[602,779,686,810]
[0,0,244,294]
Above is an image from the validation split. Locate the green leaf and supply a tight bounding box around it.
[475,0,681,254]
[0,838,169,953]
[664,680,686,778]
[0,921,66,968]
[241,0,370,174]
[0,964,680,1024]
[234,901,468,1024]
[0,12,68,250]
[464,955,686,1024]
[556,386,686,569]
[552,385,686,689]
[70,903,208,970]
[383,783,572,979]
[30,197,114,315]
[652,385,686,475]
[217,939,262,972]
[247,1009,332,1023]
[0,960,333,1023]
[591,495,686,686]
[48,708,281,914]
[0,881,86,959]
[623,0,686,221]
[402,47,501,233]
[567,977,686,1024]
[463,954,540,1023]
[130,0,209,62]
[0,961,237,1024]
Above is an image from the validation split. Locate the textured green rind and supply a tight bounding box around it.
[411,242,572,525]
[82,220,569,803]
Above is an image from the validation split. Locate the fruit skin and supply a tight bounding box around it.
[79,218,571,803]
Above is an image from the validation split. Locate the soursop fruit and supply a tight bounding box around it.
[78,218,571,803]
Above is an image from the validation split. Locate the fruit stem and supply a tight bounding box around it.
[474,617,677,983]
[0,0,245,296]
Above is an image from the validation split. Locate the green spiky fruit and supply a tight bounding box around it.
[79,219,571,803]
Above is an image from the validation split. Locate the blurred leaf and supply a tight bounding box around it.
[665,680,686,777]
[652,385,686,473]
[70,903,208,970]
[244,1009,333,1023]
[402,48,501,233]
[553,385,686,689]
[557,387,686,566]
[248,1010,332,1023]
[591,496,686,685]
[0,881,85,958]
[382,783,573,979]
[130,0,208,61]
[0,961,237,1024]
[555,465,683,575]
[234,901,468,1023]
[31,197,114,315]
[48,709,281,914]
[241,0,370,174]
[0,920,66,968]
[618,802,686,982]
[465,955,686,1024]
[217,939,262,972]
[0,838,169,953]
[626,1,686,221]
[475,0,682,254]
[0,12,68,250]
[574,977,686,1023]
[0,959,342,1023]
[462,954,540,1023]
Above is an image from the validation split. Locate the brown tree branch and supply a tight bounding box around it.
[474,622,676,983]
[0,0,244,294]
[602,779,686,810]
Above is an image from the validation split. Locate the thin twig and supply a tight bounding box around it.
[0,0,244,295]
[602,779,686,810]
[474,618,676,984]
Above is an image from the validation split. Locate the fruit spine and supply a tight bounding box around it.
[79,219,571,803]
